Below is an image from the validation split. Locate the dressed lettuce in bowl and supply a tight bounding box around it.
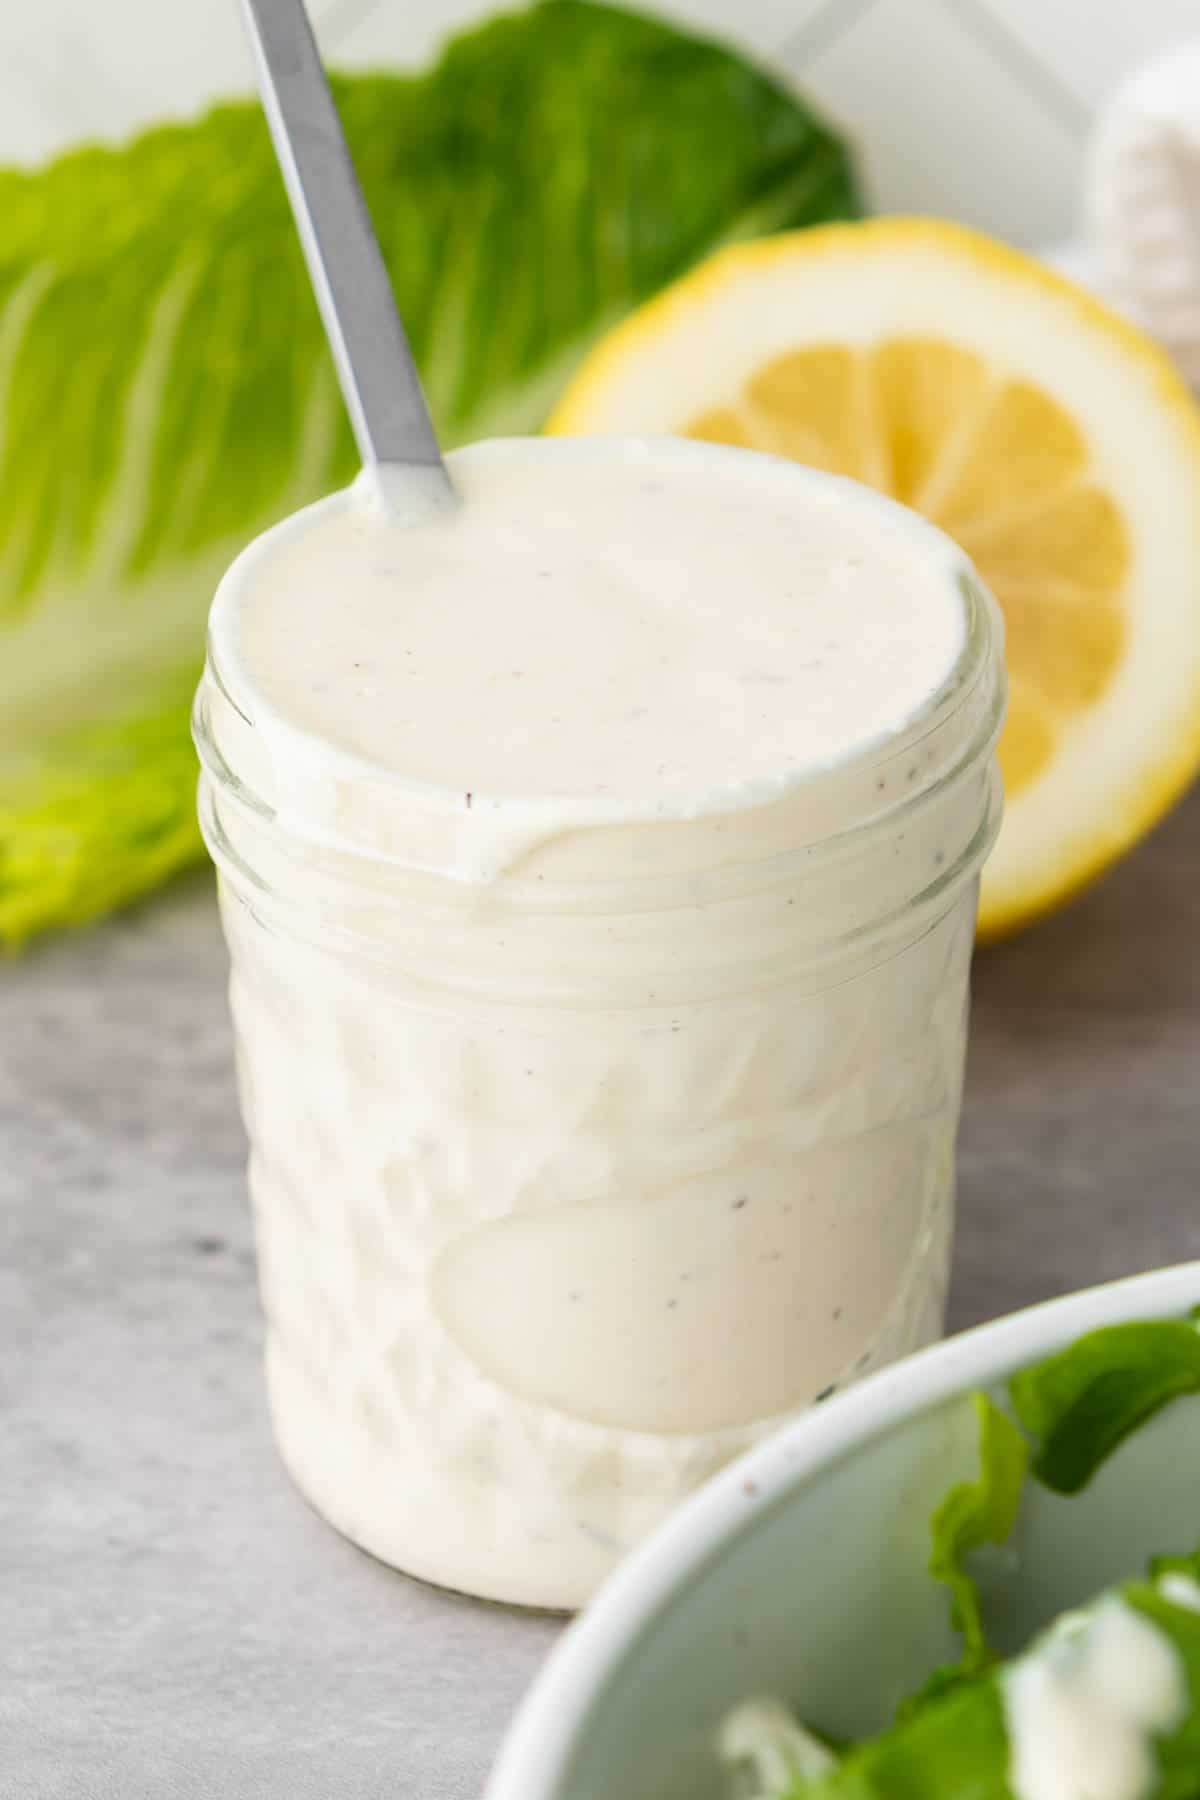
[486,1265,1200,1800]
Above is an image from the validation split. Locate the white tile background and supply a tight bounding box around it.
[4,0,1196,245]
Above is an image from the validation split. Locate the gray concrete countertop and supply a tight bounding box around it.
[6,791,1200,1797]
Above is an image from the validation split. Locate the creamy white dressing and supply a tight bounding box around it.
[719,1697,838,1794]
[198,437,1003,1605]
[232,438,966,806]
[1004,1600,1186,1800]
[1158,1572,1200,1613]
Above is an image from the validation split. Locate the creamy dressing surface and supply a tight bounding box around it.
[233,439,966,804]
[1004,1599,1187,1800]
[200,437,1003,1606]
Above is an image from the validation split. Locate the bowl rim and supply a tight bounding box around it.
[486,1260,1200,1800]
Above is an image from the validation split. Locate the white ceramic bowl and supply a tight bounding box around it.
[487,1262,1200,1800]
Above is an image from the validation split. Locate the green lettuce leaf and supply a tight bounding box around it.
[928,1394,1028,1671]
[1009,1315,1200,1495]
[0,0,860,948]
[890,1393,1028,1723]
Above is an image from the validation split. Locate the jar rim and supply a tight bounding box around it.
[201,435,1003,858]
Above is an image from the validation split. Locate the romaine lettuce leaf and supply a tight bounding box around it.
[0,0,860,947]
[1009,1316,1200,1494]
[889,1394,1029,1722]
[928,1394,1028,1671]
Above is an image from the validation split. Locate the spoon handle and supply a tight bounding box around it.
[241,0,452,492]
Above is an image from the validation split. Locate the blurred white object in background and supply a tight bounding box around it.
[1084,42,1200,391]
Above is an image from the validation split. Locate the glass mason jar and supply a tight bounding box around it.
[194,446,1005,1610]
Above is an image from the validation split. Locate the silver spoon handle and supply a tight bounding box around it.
[240,0,452,489]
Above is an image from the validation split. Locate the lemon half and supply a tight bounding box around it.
[549,219,1200,938]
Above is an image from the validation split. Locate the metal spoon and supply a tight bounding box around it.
[240,0,455,519]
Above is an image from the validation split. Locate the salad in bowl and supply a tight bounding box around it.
[487,1264,1200,1800]
[723,1312,1200,1799]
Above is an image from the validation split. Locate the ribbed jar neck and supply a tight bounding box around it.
[197,558,1003,875]
[195,574,1004,1005]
